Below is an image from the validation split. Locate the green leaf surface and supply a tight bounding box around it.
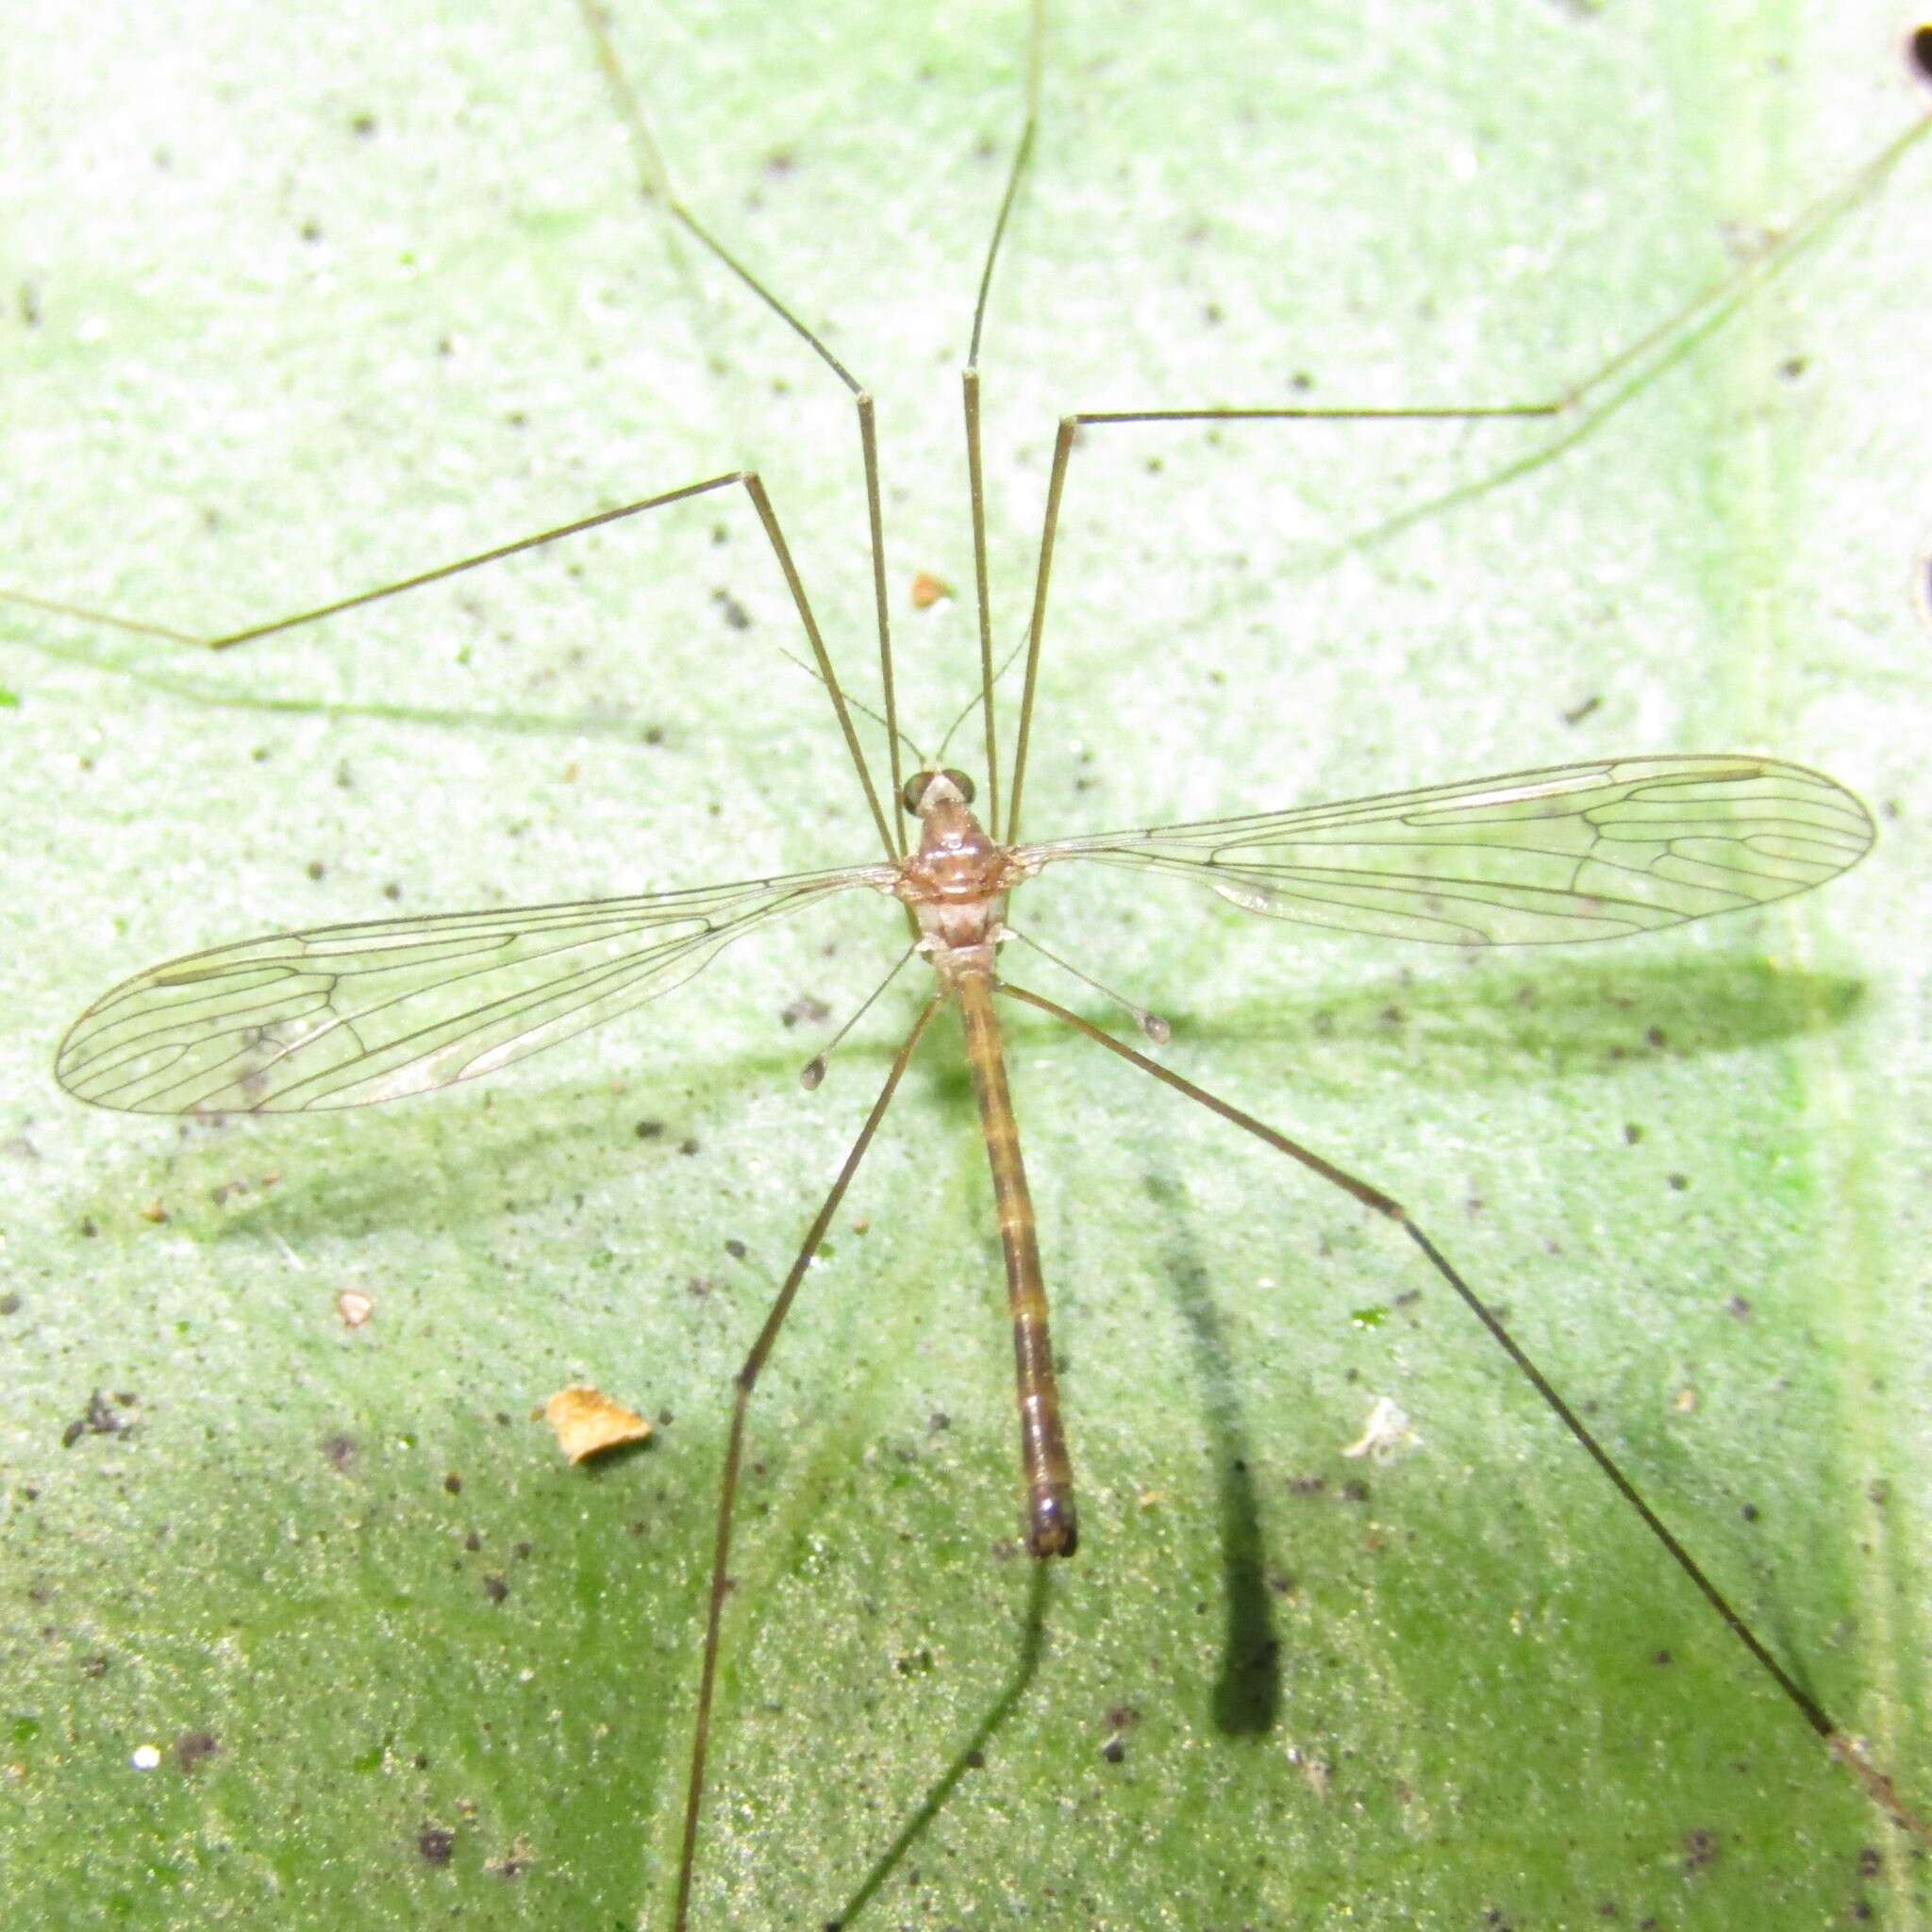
[3,3,1930,1927]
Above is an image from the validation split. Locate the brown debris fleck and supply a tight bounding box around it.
[538,1385,652,1464]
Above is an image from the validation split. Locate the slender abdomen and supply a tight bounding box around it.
[955,971,1078,1557]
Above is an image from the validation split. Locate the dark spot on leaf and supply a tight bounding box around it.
[1682,1827,1718,1873]
[488,1837,535,1878]
[62,1390,130,1447]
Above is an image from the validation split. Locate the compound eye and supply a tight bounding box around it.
[901,770,978,815]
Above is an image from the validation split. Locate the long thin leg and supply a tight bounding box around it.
[1000,101,1932,841]
[960,0,1046,841]
[574,0,908,856]
[739,474,897,860]
[0,476,737,653]
[961,377,1000,836]
[1004,399,1545,841]
[672,991,942,1932]
[998,979,1932,1844]
[0,470,900,863]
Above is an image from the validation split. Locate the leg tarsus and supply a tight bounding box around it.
[670,992,941,1932]
[1,476,747,654]
[575,0,911,864]
[997,977,1926,1840]
[998,103,1932,804]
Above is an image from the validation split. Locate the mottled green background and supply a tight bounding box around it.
[3,1,1930,1925]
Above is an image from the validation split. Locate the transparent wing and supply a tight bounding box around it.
[58,863,894,1114]
[1018,757,1872,946]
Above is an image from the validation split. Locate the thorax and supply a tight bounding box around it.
[893,798,1033,980]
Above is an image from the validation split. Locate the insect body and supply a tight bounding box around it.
[11,5,1932,1927]
[895,768,1073,1556]
[49,741,1904,1922]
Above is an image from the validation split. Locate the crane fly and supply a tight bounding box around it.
[15,3,1932,1924]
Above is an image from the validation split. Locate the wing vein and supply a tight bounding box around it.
[58,864,889,1113]
[1019,756,1872,949]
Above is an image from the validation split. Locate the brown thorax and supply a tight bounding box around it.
[891,769,1037,984]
